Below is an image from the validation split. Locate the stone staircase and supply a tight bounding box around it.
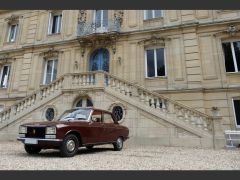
[0,71,224,147]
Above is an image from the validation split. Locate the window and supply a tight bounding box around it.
[7,24,18,42]
[0,65,11,88]
[43,59,58,84]
[222,41,240,73]
[103,113,113,123]
[233,99,240,128]
[91,111,102,123]
[95,10,108,32]
[0,105,4,112]
[48,12,62,34]
[144,10,162,20]
[145,48,166,77]
[75,98,93,108]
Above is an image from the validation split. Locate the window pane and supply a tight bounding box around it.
[76,99,83,107]
[146,49,155,77]
[146,10,153,19]
[52,15,58,33]
[102,10,108,27]
[86,99,93,107]
[0,66,10,87]
[9,25,16,42]
[45,60,53,84]
[154,10,162,18]
[156,48,165,76]
[52,60,58,81]
[233,100,240,126]
[95,10,101,28]
[233,41,240,72]
[222,42,235,72]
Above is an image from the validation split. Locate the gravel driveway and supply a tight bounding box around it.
[0,141,239,170]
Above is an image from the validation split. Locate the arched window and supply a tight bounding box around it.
[75,97,93,108]
[89,48,109,72]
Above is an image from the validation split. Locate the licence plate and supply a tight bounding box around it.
[25,138,38,144]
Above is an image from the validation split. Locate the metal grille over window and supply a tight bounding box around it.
[45,108,55,121]
[112,106,124,121]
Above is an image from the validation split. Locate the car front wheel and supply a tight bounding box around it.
[60,134,79,157]
[24,145,41,154]
[113,137,123,151]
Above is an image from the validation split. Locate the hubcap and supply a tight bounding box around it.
[66,140,76,152]
[116,138,123,149]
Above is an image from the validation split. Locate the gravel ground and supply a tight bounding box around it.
[0,141,239,170]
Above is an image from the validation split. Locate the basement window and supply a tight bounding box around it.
[233,98,240,128]
[0,65,11,88]
[222,40,240,73]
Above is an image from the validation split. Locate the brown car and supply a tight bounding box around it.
[17,107,129,157]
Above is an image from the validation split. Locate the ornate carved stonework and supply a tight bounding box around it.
[5,14,22,24]
[214,24,240,37]
[40,47,63,59]
[138,35,169,46]
[0,53,15,62]
[78,10,87,24]
[78,33,119,57]
[114,10,124,26]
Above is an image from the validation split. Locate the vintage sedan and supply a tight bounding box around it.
[17,107,129,157]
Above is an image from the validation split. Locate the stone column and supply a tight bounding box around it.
[211,107,225,149]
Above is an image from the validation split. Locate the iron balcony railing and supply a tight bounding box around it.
[77,19,121,37]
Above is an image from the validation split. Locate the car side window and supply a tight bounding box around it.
[91,110,102,123]
[103,113,113,124]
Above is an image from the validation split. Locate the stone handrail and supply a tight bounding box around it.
[103,72,213,132]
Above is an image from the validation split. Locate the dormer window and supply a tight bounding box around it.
[7,24,18,42]
[144,10,163,20]
[48,12,62,34]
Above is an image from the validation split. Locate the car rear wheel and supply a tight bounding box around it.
[86,145,94,150]
[60,134,79,157]
[24,145,41,154]
[113,137,123,151]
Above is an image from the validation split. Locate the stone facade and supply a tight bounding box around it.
[0,10,240,148]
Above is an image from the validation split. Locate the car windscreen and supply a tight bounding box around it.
[59,109,92,122]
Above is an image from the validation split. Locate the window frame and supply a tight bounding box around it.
[0,64,11,88]
[7,23,18,43]
[43,59,58,85]
[232,97,240,128]
[144,10,163,20]
[222,39,240,73]
[48,12,63,35]
[145,47,167,78]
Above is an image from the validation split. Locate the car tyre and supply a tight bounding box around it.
[60,134,79,157]
[113,137,123,151]
[24,145,41,154]
[86,145,94,150]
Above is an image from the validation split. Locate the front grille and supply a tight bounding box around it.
[26,127,45,138]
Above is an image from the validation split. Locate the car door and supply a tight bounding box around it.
[87,110,105,144]
[102,112,117,142]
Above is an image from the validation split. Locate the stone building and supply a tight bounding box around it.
[0,10,240,148]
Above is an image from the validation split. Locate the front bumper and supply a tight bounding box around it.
[17,137,63,147]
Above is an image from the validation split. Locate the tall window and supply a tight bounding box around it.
[222,40,240,73]
[145,48,166,78]
[43,59,58,84]
[144,10,162,20]
[233,99,240,128]
[7,24,18,42]
[0,65,11,88]
[95,10,108,32]
[48,12,62,34]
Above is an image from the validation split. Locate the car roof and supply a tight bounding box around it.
[71,107,112,114]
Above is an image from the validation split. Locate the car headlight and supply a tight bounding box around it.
[46,127,56,134]
[19,126,27,134]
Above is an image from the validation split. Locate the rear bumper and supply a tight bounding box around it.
[17,137,63,147]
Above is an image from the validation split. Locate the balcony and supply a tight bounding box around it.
[77,19,121,37]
